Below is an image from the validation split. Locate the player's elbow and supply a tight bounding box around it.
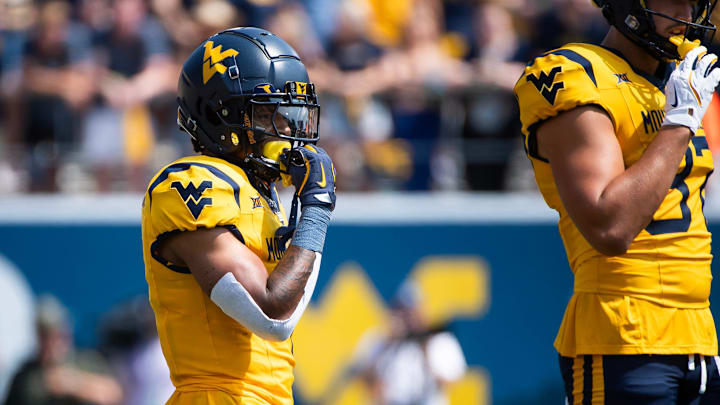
[210,273,299,342]
[592,238,630,256]
[261,325,293,342]
[242,317,294,341]
[223,308,295,342]
[261,301,293,321]
[586,227,633,256]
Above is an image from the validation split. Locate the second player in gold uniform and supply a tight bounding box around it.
[516,43,716,357]
[515,0,720,403]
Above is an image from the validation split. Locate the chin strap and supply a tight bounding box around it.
[275,193,299,246]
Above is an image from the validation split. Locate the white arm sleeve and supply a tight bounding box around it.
[209,252,322,341]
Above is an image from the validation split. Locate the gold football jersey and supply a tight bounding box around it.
[514,43,717,357]
[141,155,294,403]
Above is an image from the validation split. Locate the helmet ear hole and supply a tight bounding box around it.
[195,98,203,117]
[205,105,221,125]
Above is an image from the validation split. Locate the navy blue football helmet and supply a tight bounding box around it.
[592,0,718,60]
[177,27,320,181]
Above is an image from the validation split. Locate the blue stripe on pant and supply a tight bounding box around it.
[559,354,720,405]
[560,355,575,404]
[583,355,593,405]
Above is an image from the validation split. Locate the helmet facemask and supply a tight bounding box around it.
[596,0,718,60]
[212,82,320,183]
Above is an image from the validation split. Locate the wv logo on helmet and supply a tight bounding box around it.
[527,66,565,105]
[202,41,239,84]
[171,180,213,219]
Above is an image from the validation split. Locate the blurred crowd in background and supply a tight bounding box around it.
[7,0,720,403]
[1,291,175,405]
[0,0,610,193]
[0,262,468,405]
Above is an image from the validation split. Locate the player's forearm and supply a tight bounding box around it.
[25,66,69,96]
[209,243,322,341]
[243,145,335,323]
[258,205,331,319]
[583,126,691,254]
[263,245,317,319]
[208,205,330,340]
[73,374,123,405]
[51,368,123,405]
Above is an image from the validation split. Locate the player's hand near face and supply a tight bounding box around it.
[663,45,720,134]
[280,145,337,211]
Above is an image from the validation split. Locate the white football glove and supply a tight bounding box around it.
[663,46,720,134]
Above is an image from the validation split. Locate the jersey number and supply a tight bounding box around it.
[645,137,711,235]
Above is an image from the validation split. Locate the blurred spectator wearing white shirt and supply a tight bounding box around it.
[359,281,467,405]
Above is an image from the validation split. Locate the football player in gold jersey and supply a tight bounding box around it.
[141,27,336,404]
[515,1,720,403]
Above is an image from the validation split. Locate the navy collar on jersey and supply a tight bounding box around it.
[242,167,282,215]
[598,45,672,93]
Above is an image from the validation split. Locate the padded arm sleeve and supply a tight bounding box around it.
[209,252,322,341]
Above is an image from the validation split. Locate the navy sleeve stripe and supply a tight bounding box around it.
[525,103,611,163]
[546,49,597,87]
[148,162,241,209]
[150,225,246,274]
[226,225,245,245]
[526,121,549,163]
[150,229,192,274]
[147,165,188,200]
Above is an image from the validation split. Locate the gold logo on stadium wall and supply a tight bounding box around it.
[293,256,490,403]
[203,41,239,84]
